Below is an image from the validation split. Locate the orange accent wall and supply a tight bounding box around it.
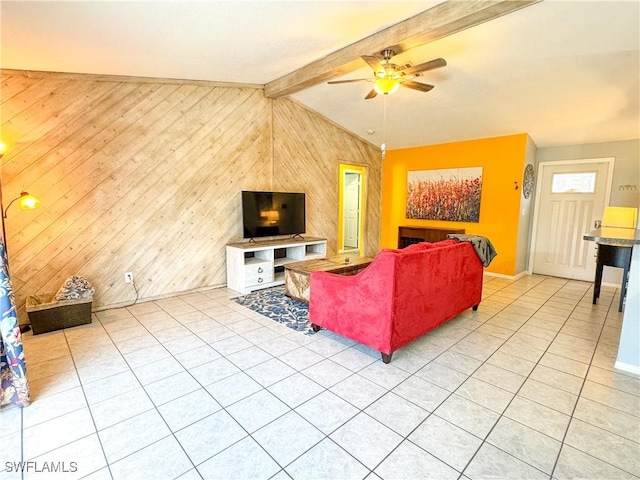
[381,133,528,275]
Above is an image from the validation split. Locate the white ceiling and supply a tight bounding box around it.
[1,1,639,150]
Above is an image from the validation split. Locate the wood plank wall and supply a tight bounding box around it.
[1,70,382,320]
[272,100,382,258]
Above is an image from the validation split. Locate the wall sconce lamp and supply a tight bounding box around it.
[0,127,39,333]
[3,191,41,218]
[0,121,17,160]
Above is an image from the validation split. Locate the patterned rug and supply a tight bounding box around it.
[233,286,316,335]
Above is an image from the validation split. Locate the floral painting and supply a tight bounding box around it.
[406,167,483,222]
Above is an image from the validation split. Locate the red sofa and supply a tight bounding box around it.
[309,239,483,363]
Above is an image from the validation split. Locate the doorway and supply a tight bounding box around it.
[530,158,614,281]
[338,164,366,255]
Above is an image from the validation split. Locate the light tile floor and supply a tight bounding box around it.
[2,275,639,480]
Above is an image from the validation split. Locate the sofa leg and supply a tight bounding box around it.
[311,323,322,332]
[472,304,479,311]
[381,353,392,364]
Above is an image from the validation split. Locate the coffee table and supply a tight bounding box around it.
[284,255,373,303]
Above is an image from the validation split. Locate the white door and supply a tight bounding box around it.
[343,172,361,249]
[531,159,613,281]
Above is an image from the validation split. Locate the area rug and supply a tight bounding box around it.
[233,286,316,335]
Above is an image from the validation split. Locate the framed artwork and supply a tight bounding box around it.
[406,167,483,222]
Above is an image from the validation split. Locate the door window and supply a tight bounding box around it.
[551,172,596,193]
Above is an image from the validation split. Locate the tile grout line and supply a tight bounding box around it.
[184,299,383,478]
[548,286,636,479]
[483,282,595,472]
[189,292,402,477]
[432,276,574,477]
[360,274,563,477]
[20,290,392,478]
[465,280,637,479]
[63,321,115,480]
[91,298,233,476]
[282,275,568,477]
[107,299,218,477]
[16,278,636,479]
[421,277,612,477]
[132,281,636,477]
[233,335,382,477]
[111,293,328,478]
[456,277,583,478]
[11,316,114,478]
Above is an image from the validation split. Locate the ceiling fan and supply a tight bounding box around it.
[328,48,446,99]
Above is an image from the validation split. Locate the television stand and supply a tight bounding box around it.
[226,237,327,294]
[290,233,304,240]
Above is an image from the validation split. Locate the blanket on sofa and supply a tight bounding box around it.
[447,234,497,267]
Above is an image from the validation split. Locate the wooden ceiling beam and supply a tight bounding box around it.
[264,0,541,99]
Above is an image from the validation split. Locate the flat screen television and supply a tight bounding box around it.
[242,191,306,239]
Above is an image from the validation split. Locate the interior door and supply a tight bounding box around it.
[344,172,361,249]
[531,159,613,281]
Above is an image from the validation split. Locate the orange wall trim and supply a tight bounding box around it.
[381,133,529,275]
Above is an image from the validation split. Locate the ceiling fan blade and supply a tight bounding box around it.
[328,78,369,84]
[365,89,378,100]
[401,80,434,93]
[402,58,447,77]
[361,55,383,72]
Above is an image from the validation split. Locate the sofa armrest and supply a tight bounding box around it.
[309,256,397,353]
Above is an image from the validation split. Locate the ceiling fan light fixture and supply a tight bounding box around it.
[373,77,400,95]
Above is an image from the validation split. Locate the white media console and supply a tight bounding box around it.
[226,237,327,294]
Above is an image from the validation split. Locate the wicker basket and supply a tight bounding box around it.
[26,294,93,335]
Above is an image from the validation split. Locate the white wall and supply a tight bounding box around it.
[536,139,640,285]
[515,135,537,274]
[537,139,640,207]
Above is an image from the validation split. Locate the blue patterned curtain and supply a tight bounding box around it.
[0,232,30,407]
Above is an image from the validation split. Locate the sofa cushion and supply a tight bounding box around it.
[378,239,459,257]
[402,242,431,252]
[380,242,432,255]
[423,239,459,249]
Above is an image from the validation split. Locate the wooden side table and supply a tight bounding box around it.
[397,226,465,248]
[284,256,373,303]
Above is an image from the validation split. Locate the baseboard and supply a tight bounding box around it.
[599,281,623,289]
[614,361,640,375]
[483,271,529,281]
[91,283,227,312]
[484,270,614,287]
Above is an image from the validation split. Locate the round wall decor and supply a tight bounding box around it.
[523,164,535,199]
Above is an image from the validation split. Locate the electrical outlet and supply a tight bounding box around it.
[124,272,133,283]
